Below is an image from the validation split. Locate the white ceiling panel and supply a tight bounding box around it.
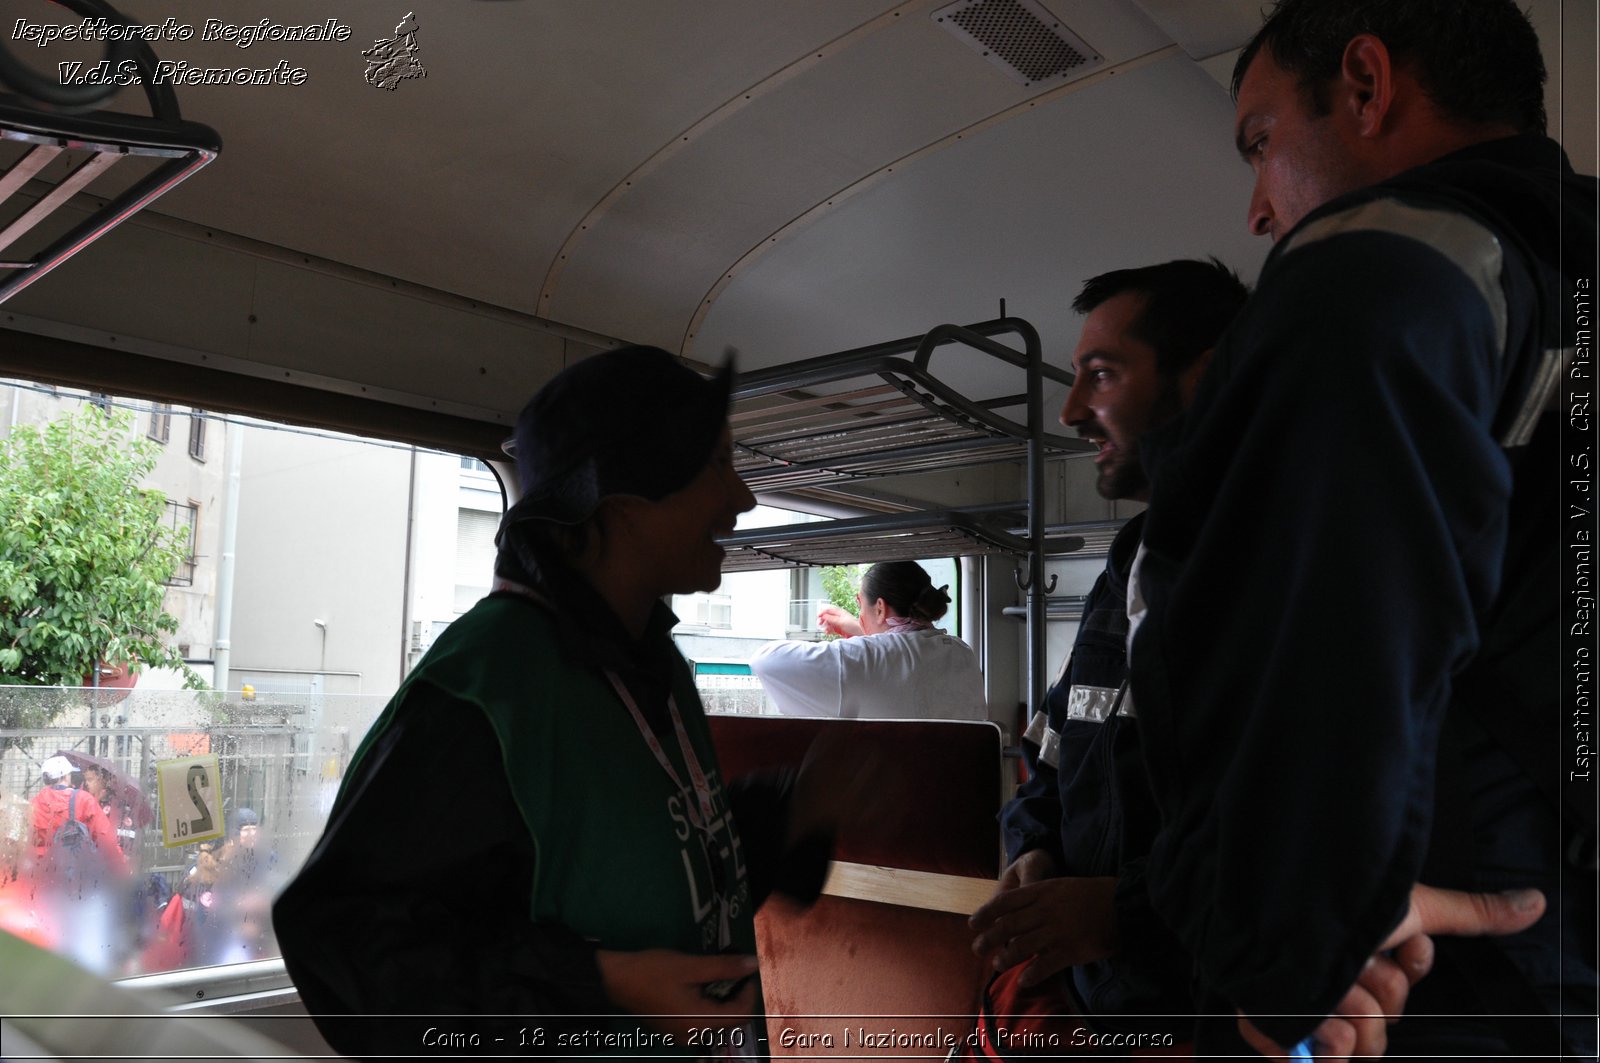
[692,53,1271,414]
[99,0,904,311]
[545,0,1172,348]
[1126,0,1266,60]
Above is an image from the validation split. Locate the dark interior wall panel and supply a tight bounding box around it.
[6,205,258,360]
[0,328,512,460]
[244,257,577,418]
[2,209,614,446]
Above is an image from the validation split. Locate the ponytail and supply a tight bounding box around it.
[860,561,949,623]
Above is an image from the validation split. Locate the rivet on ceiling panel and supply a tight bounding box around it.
[931,0,1103,86]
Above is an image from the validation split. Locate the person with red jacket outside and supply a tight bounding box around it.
[29,756,129,893]
[28,756,133,975]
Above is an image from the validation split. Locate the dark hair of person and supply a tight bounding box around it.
[496,514,601,589]
[1071,258,1250,379]
[1231,0,1546,136]
[860,561,951,623]
[516,517,597,565]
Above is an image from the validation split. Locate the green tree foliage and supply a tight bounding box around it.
[819,564,861,614]
[0,405,203,701]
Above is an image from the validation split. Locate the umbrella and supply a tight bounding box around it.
[53,749,155,827]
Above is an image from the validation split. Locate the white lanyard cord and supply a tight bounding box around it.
[604,672,717,830]
[604,670,734,951]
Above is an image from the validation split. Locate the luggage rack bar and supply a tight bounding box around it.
[0,0,222,304]
[718,506,1086,573]
[1004,517,1130,559]
[0,100,221,304]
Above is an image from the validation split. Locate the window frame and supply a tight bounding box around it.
[148,401,172,444]
[163,497,199,586]
[187,409,207,462]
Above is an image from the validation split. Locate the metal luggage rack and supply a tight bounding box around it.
[1007,517,1129,560]
[0,0,222,305]
[718,506,1088,574]
[731,318,1093,492]
[725,317,1095,717]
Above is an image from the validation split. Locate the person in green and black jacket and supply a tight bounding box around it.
[275,346,860,1060]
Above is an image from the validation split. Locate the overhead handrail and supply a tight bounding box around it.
[0,0,180,120]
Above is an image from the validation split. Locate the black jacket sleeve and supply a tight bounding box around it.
[272,684,614,1057]
[999,530,1137,871]
[1133,219,1516,1043]
[999,755,1067,870]
[726,770,831,906]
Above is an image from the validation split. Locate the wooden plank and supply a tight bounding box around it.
[821,861,997,916]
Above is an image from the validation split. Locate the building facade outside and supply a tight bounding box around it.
[2,381,992,731]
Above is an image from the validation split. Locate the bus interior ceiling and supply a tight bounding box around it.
[0,0,1594,518]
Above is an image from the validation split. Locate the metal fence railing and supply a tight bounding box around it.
[697,673,768,716]
[0,686,385,981]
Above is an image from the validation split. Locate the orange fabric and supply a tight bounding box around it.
[165,733,210,756]
[0,877,52,948]
[140,896,189,972]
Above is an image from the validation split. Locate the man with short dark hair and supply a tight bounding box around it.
[970,259,1247,1044]
[1130,0,1596,1056]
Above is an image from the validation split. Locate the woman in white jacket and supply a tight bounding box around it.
[750,561,987,721]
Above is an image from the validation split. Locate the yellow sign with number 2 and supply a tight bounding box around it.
[156,754,225,848]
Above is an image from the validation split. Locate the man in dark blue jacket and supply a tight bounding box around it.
[1131,0,1597,1056]
[971,259,1248,1040]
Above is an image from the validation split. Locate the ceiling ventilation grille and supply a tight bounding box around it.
[932,0,1102,86]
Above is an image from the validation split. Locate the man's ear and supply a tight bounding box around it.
[1178,347,1215,406]
[1339,33,1396,138]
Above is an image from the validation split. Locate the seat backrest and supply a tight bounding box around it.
[707,714,1002,878]
[708,715,1003,1055]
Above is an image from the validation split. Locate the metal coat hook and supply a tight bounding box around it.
[1014,564,1057,593]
